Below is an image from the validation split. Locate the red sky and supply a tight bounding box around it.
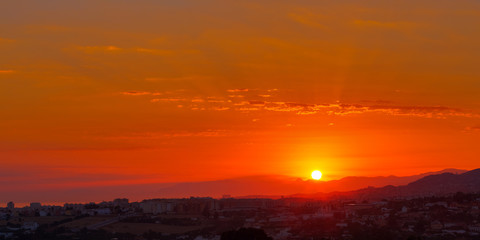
[1,0,480,204]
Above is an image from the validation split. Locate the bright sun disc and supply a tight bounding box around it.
[311,170,322,180]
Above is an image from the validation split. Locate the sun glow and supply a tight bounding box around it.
[311,170,322,180]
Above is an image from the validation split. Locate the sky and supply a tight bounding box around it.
[1,0,480,203]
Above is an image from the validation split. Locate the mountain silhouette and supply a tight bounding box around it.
[3,168,472,203]
[296,168,480,200]
[155,168,467,198]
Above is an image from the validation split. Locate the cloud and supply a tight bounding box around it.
[227,88,249,92]
[191,98,205,103]
[77,45,175,55]
[233,101,250,106]
[213,107,230,111]
[158,98,186,102]
[288,12,328,30]
[0,70,15,74]
[464,125,480,132]
[145,76,207,82]
[248,100,265,106]
[118,88,478,119]
[150,98,186,102]
[250,101,473,118]
[121,91,165,96]
[75,46,190,56]
[228,95,245,98]
[319,104,478,118]
[368,105,455,112]
[121,91,152,96]
[103,130,231,141]
[77,45,122,53]
[263,102,312,113]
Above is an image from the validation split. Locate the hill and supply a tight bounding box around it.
[295,168,480,200]
[155,168,467,198]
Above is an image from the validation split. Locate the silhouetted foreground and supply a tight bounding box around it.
[221,228,272,240]
[2,191,480,240]
[2,169,480,239]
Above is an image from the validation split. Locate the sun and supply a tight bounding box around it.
[311,170,322,180]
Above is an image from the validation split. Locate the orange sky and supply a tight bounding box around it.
[1,0,480,203]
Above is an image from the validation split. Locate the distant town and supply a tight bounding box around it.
[2,192,480,240]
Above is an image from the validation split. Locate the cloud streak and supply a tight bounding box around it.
[74,45,198,56]
[121,91,152,96]
[227,88,249,92]
[102,130,231,141]
[464,125,480,132]
[76,45,121,53]
[119,88,479,119]
[288,12,328,30]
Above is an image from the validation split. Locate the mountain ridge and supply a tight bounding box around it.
[290,168,480,201]
[156,168,468,198]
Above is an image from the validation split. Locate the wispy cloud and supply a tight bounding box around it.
[261,102,472,118]
[364,105,464,117]
[150,98,186,102]
[464,125,480,132]
[288,11,328,30]
[74,45,197,56]
[191,98,205,103]
[0,70,16,74]
[227,88,249,93]
[248,100,266,106]
[233,101,250,106]
[76,45,122,53]
[120,91,152,96]
[103,130,231,141]
[213,107,230,111]
[119,88,479,119]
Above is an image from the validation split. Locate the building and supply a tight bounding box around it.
[468,224,480,233]
[140,200,176,214]
[113,198,129,208]
[30,202,41,210]
[7,202,14,211]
